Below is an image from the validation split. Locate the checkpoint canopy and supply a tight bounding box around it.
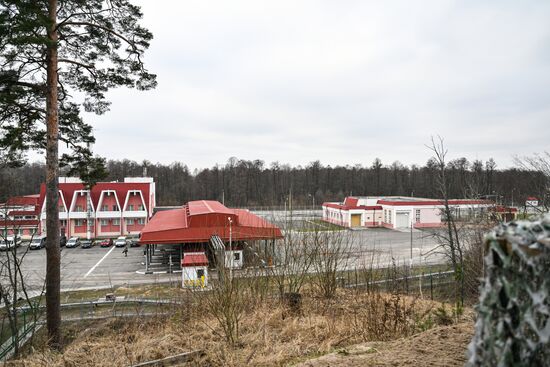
[139,200,283,244]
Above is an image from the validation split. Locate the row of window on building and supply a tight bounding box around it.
[67,218,146,226]
[65,204,145,212]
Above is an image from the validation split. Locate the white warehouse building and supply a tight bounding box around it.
[322,196,493,229]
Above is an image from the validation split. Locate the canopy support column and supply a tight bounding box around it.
[145,244,152,274]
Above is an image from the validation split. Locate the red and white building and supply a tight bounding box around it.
[323,196,493,229]
[38,177,156,239]
[0,195,40,240]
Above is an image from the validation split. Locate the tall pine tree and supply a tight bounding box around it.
[0,0,156,348]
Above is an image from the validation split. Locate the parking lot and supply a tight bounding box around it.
[2,219,445,294]
[7,242,181,294]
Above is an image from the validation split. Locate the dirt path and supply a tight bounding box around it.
[296,322,474,367]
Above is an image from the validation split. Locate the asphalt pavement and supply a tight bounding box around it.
[6,242,181,294]
[2,220,445,293]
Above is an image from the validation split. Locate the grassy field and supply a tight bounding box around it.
[15,289,472,366]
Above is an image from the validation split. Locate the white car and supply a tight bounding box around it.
[114,236,128,247]
[29,237,47,250]
[0,236,22,251]
[65,237,80,248]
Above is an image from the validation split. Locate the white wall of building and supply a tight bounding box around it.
[225,250,244,269]
[182,266,208,288]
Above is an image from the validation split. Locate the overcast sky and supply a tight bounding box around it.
[84,0,550,170]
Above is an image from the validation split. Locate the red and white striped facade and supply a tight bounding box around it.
[38,177,156,239]
[0,195,40,240]
[322,196,493,229]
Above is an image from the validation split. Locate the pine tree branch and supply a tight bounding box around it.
[58,58,95,71]
[57,21,138,52]
[6,81,46,91]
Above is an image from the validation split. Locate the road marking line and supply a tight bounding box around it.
[84,246,116,278]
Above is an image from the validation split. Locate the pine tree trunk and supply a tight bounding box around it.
[45,0,62,350]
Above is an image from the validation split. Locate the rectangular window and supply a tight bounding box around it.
[75,205,83,212]
[112,218,120,226]
[102,205,109,211]
[137,218,145,225]
[126,218,134,225]
[100,219,108,226]
[415,209,421,223]
[75,219,84,226]
[113,205,119,211]
[138,204,145,211]
[233,252,240,261]
[128,204,134,211]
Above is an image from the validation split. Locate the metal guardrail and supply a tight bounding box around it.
[1,297,180,362]
[0,320,40,361]
[344,270,455,288]
[16,297,180,312]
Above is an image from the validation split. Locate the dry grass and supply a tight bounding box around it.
[10,290,473,367]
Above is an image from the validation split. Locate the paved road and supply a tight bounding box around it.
[253,209,444,268]
[2,223,445,293]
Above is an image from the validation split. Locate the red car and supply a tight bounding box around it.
[100,238,113,247]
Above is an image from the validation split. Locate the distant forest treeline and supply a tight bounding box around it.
[0,157,546,208]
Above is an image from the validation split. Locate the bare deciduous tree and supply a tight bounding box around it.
[0,212,44,358]
[426,136,465,307]
[310,228,353,299]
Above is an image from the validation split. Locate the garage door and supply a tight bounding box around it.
[351,214,361,227]
[396,212,409,228]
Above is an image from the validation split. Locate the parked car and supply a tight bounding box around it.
[114,236,128,247]
[0,236,22,251]
[100,238,113,247]
[65,237,80,248]
[29,237,47,250]
[81,239,94,248]
[128,235,140,247]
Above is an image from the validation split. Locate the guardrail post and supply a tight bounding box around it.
[430,273,433,300]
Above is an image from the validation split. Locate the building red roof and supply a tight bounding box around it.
[323,196,493,211]
[323,203,382,211]
[38,181,152,212]
[5,195,39,207]
[376,199,492,206]
[526,197,539,201]
[343,197,359,207]
[490,206,518,213]
[181,253,209,267]
[139,200,283,245]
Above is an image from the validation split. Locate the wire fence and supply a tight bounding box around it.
[0,297,182,361]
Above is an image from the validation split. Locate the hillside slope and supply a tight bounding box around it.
[297,322,474,367]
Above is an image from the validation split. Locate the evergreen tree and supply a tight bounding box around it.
[0,0,156,348]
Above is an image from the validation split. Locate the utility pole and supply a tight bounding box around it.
[86,190,93,240]
[410,222,413,268]
[228,216,233,282]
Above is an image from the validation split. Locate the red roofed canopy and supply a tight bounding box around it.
[139,200,283,245]
[181,253,209,267]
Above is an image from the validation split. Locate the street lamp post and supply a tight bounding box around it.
[228,216,233,282]
[308,193,315,211]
